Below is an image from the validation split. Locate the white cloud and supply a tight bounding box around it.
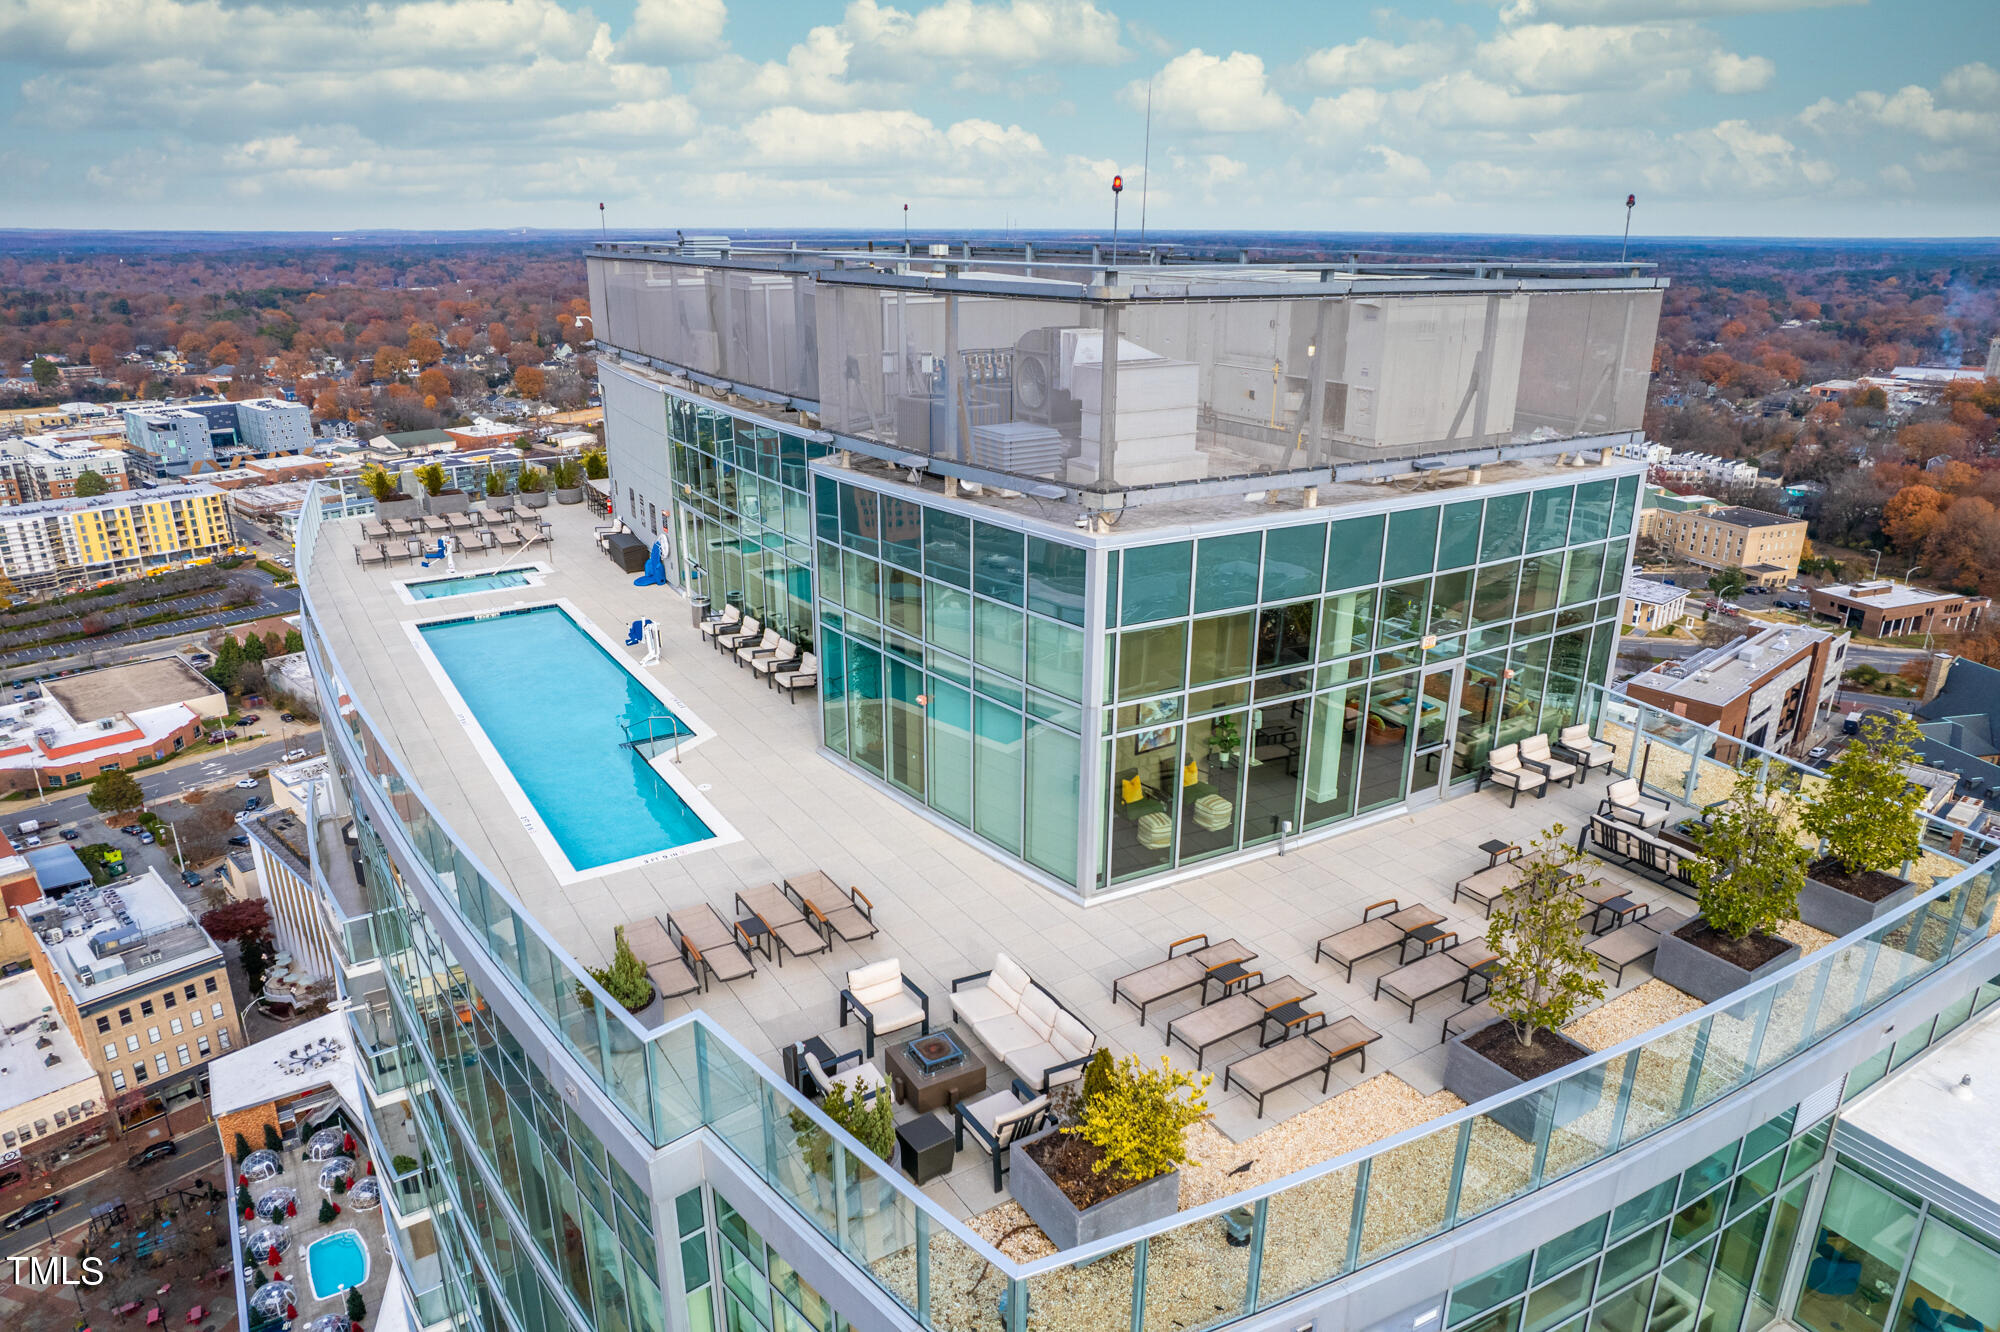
[1706,52,1775,94]
[842,0,1123,67]
[1499,0,1863,20]
[1132,50,1295,133]
[1476,22,1750,94]
[1301,34,1461,86]
[740,106,1043,172]
[621,0,728,60]
[1302,88,1388,146]
[1941,62,1999,104]
[1802,83,2000,144]
[1389,72,1579,128]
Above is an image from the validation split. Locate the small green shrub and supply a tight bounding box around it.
[1688,766,1809,941]
[318,1198,337,1224]
[391,1154,419,1174]
[1066,1053,1210,1185]
[1484,826,1607,1049]
[586,926,654,1012]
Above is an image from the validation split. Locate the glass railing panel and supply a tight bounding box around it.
[1356,1128,1454,1265]
[1750,959,1819,1073]
[1688,994,1761,1111]
[766,1080,841,1241]
[837,1151,920,1317]
[602,1010,651,1134]
[1456,1102,1537,1222]
[924,1226,1010,1332]
[1024,1242,1134,1332]
[1139,1208,1251,1330]
[1617,1018,1701,1147]
[1253,1163,1357,1306]
[647,1025,703,1144]
[1809,936,1872,1039]
[1541,1049,1629,1185]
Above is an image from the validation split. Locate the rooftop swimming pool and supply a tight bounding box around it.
[305,1229,368,1301]
[418,604,719,876]
[403,568,535,600]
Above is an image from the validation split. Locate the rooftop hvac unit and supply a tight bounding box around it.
[40,928,62,945]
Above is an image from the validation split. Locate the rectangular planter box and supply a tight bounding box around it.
[1798,872,1921,939]
[425,491,471,515]
[1652,917,1800,1005]
[373,497,422,522]
[1008,1127,1179,1250]
[1443,1027,1606,1141]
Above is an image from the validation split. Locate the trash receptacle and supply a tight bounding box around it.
[689,594,711,630]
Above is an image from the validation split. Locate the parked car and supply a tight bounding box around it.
[120,825,143,837]
[235,778,257,789]
[228,834,250,847]
[1809,745,1831,761]
[243,797,261,811]
[59,829,77,841]
[127,1142,178,1169]
[22,836,39,847]
[138,832,154,844]
[4,1196,60,1230]
[238,714,260,725]
[181,871,202,888]
[282,748,309,762]
[279,713,295,723]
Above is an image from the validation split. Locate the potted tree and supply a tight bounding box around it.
[1207,715,1243,767]
[414,461,470,516]
[1798,714,1927,936]
[583,449,608,482]
[786,1081,893,1216]
[1444,826,1607,1138]
[581,927,655,1015]
[1654,766,1806,1003]
[361,464,422,523]
[551,458,584,505]
[482,468,513,514]
[517,466,550,510]
[1010,1051,1209,1249]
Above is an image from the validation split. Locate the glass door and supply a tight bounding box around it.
[1410,663,1462,804]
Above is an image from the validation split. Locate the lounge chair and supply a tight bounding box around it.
[954,1079,1049,1192]
[1441,999,1499,1046]
[423,514,449,533]
[734,883,831,964]
[361,521,391,542]
[1520,735,1579,789]
[1454,856,1527,917]
[750,640,801,683]
[1587,920,1663,984]
[446,512,474,530]
[772,652,818,702]
[715,615,762,656]
[1314,900,1409,982]
[698,605,742,645]
[1557,724,1617,778]
[839,959,929,1056]
[1642,906,1693,936]
[782,871,877,944]
[1164,974,1314,1070]
[619,916,700,1001]
[494,526,523,550]
[1223,1017,1381,1117]
[1479,743,1548,807]
[798,1044,889,1106]
[1599,778,1670,830]
[1374,940,1495,1023]
[734,628,782,669]
[665,906,757,987]
[1110,934,1255,1026]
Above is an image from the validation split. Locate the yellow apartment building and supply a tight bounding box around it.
[0,485,236,593]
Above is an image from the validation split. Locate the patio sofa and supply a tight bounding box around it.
[951,954,1097,1091]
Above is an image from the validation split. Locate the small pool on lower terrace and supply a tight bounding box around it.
[399,567,538,602]
[414,603,729,878]
[305,1229,369,1301]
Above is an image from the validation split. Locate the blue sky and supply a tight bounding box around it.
[1,0,1994,236]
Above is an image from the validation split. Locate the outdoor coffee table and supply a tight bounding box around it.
[895,1111,956,1185]
[884,1028,988,1112]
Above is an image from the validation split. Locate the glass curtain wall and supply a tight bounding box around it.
[1795,1164,2000,1332]
[813,474,1088,886]
[669,397,832,650]
[1102,473,1638,886]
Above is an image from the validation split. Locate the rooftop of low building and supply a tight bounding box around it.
[19,867,221,1005]
[0,971,98,1114]
[1625,623,1841,705]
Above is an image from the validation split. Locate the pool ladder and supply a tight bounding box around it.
[621,714,693,764]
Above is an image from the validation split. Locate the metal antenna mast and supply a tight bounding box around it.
[1139,78,1153,246]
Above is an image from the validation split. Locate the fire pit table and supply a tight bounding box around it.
[884,1028,988,1112]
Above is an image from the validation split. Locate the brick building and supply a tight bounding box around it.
[1648,503,1807,586]
[1809,579,1989,639]
[1622,623,1849,756]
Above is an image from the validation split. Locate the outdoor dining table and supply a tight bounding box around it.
[114,1302,142,1316]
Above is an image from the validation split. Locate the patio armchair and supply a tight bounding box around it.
[953,1078,1050,1192]
[798,1044,889,1106]
[839,959,929,1056]
[1599,778,1671,830]
[697,604,742,644]
[1478,743,1548,807]
[734,628,783,669]
[772,652,818,701]
[750,640,801,683]
[714,615,762,656]
[783,871,878,944]
[1557,724,1618,778]
[951,954,1096,1091]
[1519,735,1579,789]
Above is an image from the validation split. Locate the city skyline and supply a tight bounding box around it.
[0,0,1995,237]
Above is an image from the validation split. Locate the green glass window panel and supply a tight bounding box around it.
[924,509,971,587]
[1455,1305,1523,1332]
[1571,480,1615,544]
[887,630,923,665]
[1428,635,1463,662]
[1118,697,1182,730]
[1527,487,1573,552]
[1611,475,1639,538]
[1258,600,1319,670]
[1385,506,1440,579]
[1026,691,1082,730]
[714,1197,762,1268]
[1326,515,1385,590]
[1600,1221,1666,1293]
[1024,723,1080,884]
[1376,648,1423,674]
[1189,682,1249,713]
[820,632,847,753]
[977,669,1024,709]
[1119,623,1187,700]
[1799,1169,1921,1332]
[1196,532,1262,612]
[1729,1150,1783,1217]
[1105,555,1119,628]
[1891,1215,2000,1332]
[1432,569,1473,637]
[1320,590,1375,659]
[1379,580,1430,646]
[1934,990,1977,1039]
[1669,1189,1725,1258]
[680,1233,710,1293]
[1846,1048,1892,1099]
[1526,1264,1596,1332]
[881,495,923,570]
[674,1188,705,1238]
[1470,624,1513,654]
[1562,547,1605,606]
[1483,492,1528,561]
[1123,541,1192,624]
[1783,1121,1830,1184]
[1590,1276,1657,1332]
[1265,523,1327,601]
[884,567,923,637]
[1601,548,1627,598]
[1890,1020,1933,1070]
[720,1242,764,1316]
[974,599,1025,677]
[842,550,880,621]
[1741,1107,1796,1169]
[813,475,839,543]
[839,483,878,556]
[928,587,972,659]
[927,680,973,826]
[1681,1143,1740,1204]
[1613,1180,1679,1242]
[1519,554,1564,616]
[1027,618,1084,702]
[974,522,1025,606]
[1708,1201,1771,1332]
[1557,604,1593,630]
[1027,537,1087,626]
[1452,1255,1533,1326]
[817,543,841,604]
[1438,500,1484,569]
[1191,612,1255,686]
[1538,1215,1610,1281]
[974,700,1024,853]
[1474,562,1521,625]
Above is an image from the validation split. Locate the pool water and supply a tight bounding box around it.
[420,605,713,872]
[408,568,533,599]
[306,1229,369,1300]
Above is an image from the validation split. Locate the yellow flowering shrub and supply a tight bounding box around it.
[1066,1053,1211,1184]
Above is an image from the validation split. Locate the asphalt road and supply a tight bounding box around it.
[0,1129,223,1261]
[8,732,315,832]
[0,571,300,674]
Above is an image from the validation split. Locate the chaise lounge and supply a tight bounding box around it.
[1110,935,1255,1026]
[1374,940,1498,1023]
[782,871,878,944]
[734,883,831,964]
[1164,974,1315,1071]
[1222,1016,1382,1117]
[1314,900,1416,982]
[619,916,701,1002]
[665,905,758,988]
